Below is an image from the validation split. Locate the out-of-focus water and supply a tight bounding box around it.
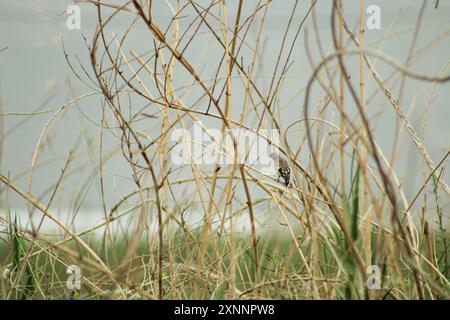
[0,1,449,233]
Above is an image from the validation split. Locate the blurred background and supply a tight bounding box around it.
[0,0,449,232]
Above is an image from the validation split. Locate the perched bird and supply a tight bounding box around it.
[270,153,291,187]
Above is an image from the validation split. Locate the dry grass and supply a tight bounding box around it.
[0,0,449,300]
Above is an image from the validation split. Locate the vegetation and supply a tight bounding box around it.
[0,0,449,299]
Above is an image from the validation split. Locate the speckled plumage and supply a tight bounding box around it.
[270,153,291,187]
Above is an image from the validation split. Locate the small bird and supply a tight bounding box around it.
[270,153,291,187]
